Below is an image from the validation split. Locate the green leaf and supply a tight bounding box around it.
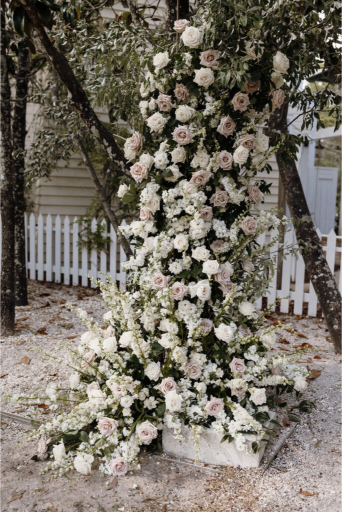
[13,6,25,36]
[121,193,136,203]
[79,431,90,443]
[156,402,166,418]
[252,441,259,453]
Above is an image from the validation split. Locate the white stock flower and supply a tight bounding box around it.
[52,441,66,463]
[69,373,80,389]
[81,331,94,344]
[74,454,94,475]
[154,151,169,169]
[120,395,134,408]
[118,184,129,198]
[119,331,134,348]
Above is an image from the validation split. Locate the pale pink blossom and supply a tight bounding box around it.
[81,350,95,368]
[241,216,258,235]
[130,162,148,183]
[110,382,125,397]
[172,126,193,145]
[214,267,231,287]
[200,206,213,221]
[98,417,119,436]
[172,282,188,300]
[140,207,153,221]
[200,318,213,334]
[173,19,189,33]
[243,80,260,94]
[137,421,158,444]
[157,93,172,112]
[87,382,100,394]
[217,116,236,137]
[183,362,202,380]
[189,170,210,187]
[151,272,168,290]
[200,49,220,68]
[219,282,233,295]
[159,377,177,395]
[127,132,143,151]
[229,357,246,375]
[238,134,256,150]
[110,456,128,476]
[218,151,233,170]
[232,92,250,112]
[210,240,225,253]
[205,396,224,416]
[272,89,285,110]
[248,185,263,204]
[242,261,255,273]
[174,83,189,102]
[210,188,228,207]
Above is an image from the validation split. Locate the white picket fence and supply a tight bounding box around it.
[2,213,342,317]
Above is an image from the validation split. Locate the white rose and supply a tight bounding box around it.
[215,322,237,343]
[181,26,203,48]
[260,331,276,348]
[245,41,264,59]
[147,112,167,133]
[81,331,94,344]
[255,133,269,153]
[165,390,183,412]
[202,259,220,275]
[52,441,66,463]
[233,145,249,165]
[120,395,134,408]
[145,361,161,381]
[74,454,94,475]
[222,261,234,274]
[145,195,160,213]
[160,333,177,349]
[103,311,114,322]
[238,301,256,317]
[271,71,284,89]
[153,51,170,70]
[191,150,210,169]
[249,387,267,406]
[118,184,129,198]
[174,234,189,251]
[137,421,158,444]
[171,146,186,164]
[69,373,80,389]
[194,68,215,89]
[294,377,308,392]
[192,246,210,261]
[175,105,195,123]
[103,336,117,353]
[189,280,211,301]
[119,331,134,348]
[154,151,169,169]
[140,153,154,169]
[273,51,289,74]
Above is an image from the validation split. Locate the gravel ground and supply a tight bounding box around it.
[1,280,341,512]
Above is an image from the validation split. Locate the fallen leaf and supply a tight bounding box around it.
[307,358,313,363]
[106,477,118,490]
[0,373,8,378]
[271,320,281,326]
[299,490,314,496]
[39,292,50,297]
[58,300,66,305]
[282,418,291,427]
[325,336,332,343]
[38,302,50,309]
[314,355,322,359]
[9,490,26,503]
[308,369,321,379]
[68,335,77,340]
[60,323,74,330]
[297,333,308,339]
[21,356,31,365]
[295,316,304,320]
[293,343,313,349]
[17,316,29,322]
[37,327,48,335]
[279,347,288,351]
[49,373,57,377]
[35,488,45,492]
[314,440,322,447]
[38,404,49,409]
[265,315,276,320]
[1,422,8,429]
[12,407,25,413]
[279,338,289,344]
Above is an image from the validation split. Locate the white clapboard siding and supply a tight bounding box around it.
[7,214,342,318]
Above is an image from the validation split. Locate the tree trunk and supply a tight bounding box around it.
[269,101,342,354]
[0,10,15,334]
[13,46,29,306]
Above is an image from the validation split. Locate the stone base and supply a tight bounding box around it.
[162,412,276,468]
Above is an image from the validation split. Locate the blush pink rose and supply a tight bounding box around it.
[248,185,262,204]
[127,132,143,151]
[200,318,213,334]
[200,206,213,221]
[239,325,251,337]
[140,207,153,221]
[183,362,202,380]
[172,126,193,145]
[159,377,177,395]
[238,134,256,150]
[189,170,210,187]
[172,282,188,300]
[229,357,246,375]
[174,83,189,102]
[173,19,189,33]
[243,80,260,94]
[241,216,258,235]
[110,382,125,397]
[87,382,100,394]
[210,188,228,207]
[157,93,172,112]
[217,116,236,137]
[232,92,250,112]
[242,261,255,273]
[98,417,119,436]
[81,350,95,368]
[200,49,220,67]
[214,267,231,287]
[272,89,285,110]
[219,282,233,295]
[137,421,158,444]
[37,437,48,454]
[210,240,225,253]
[130,162,148,183]
[218,150,233,170]
[205,396,224,416]
[110,456,128,476]
[151,272,168,290]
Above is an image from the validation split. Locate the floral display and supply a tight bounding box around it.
[18,13,314,480]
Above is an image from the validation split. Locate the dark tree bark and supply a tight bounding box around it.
[1,10,15,334]
[269,100,342,354]
[165,0,190,35]
[13,45,29,306]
